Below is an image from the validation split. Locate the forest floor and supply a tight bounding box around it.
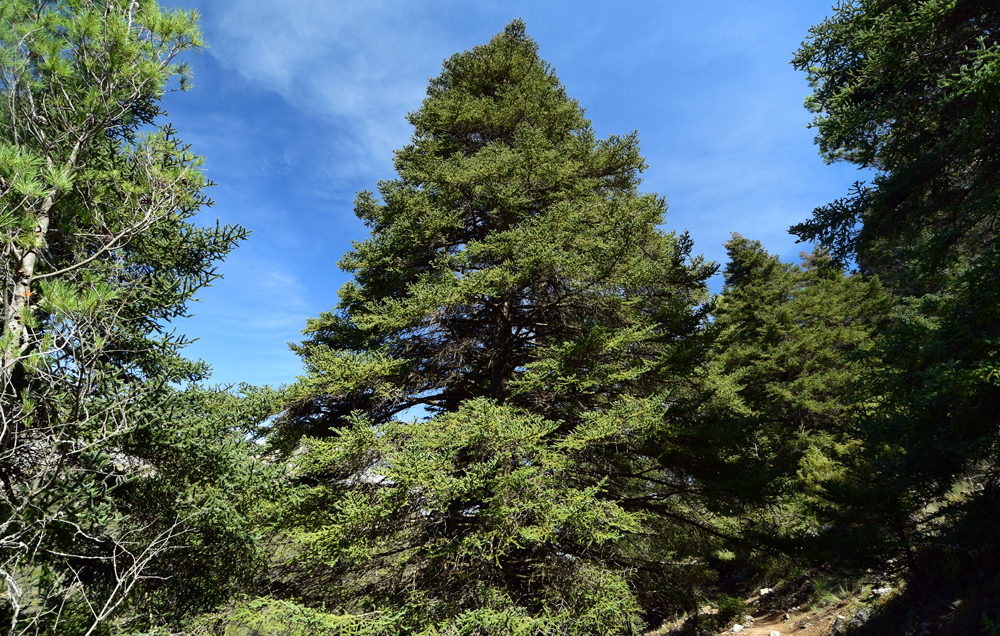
[720,602,852,636]
[648,554,1000,636]
[730,606,841,635]
[650,597,861,636]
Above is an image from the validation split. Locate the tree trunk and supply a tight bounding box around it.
[2,194,54,378]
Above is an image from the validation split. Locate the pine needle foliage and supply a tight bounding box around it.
[791,0,1000,287]
[0,2,266,634]
[267,20,721,634]
[790,0,1000,567]
[700,235,888,539]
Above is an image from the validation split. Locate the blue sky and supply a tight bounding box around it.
[162,0,865,388]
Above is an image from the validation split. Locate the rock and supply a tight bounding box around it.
[872,586,893,597]
[832,616,846,635]
[769,631,781,636]
[850,607,871,629]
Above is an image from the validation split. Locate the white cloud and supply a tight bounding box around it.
[203,0,460,167]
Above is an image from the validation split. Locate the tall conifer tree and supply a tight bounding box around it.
[792,0,1000,563]
[700,236,887,542]
[266,21,723,634]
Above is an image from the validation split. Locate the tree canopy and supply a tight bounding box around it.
[791,0,1000,286]
[791,0,1000,568]
[0,2,270,633]
[700,236,887,530]
[4,2,999,634]
[260,20,741,634]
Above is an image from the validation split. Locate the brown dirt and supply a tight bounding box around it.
[648,598,857,636]
[735,601,850,636]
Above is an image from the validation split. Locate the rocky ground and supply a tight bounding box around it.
[648,585,893,636]
[648,568,1000,636]
[711,602,868,636]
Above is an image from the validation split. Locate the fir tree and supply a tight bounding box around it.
[700,235,887,542]
[791,0,1000,567]
[791,0,1000,287]
[265,20,723,634]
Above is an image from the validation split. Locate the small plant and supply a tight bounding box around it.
[942,547,961,583]
[813,576,850,607]
[705,594,749,631]
[982,611,1000,636]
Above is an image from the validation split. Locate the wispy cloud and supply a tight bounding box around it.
[163,0,863,385]
[201,0,463,172]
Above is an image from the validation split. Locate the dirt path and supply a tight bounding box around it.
[649,594,856,636]
[727,603,850,636]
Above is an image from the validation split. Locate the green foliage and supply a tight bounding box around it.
[111,386,281,624]
[0,384,279,635]
[201,595,640,636]
[816,244,1000,564]
[791,0,1000,285]
[273,399,647,633]
[0,2,262,634]
[697,235,887,537]
[706,594,747,631]
[204,597,401,636]
[279,19,713,439]
[268,20,723,633]
[791,0,1000,567]
[982,611,1000,636]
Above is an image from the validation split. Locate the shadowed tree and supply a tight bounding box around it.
[791,0,1000,568]
[697,235,887,546]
